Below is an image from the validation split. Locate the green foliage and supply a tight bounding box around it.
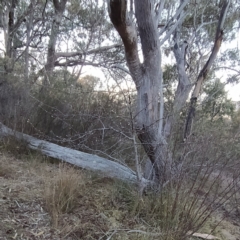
[163,64,177,109]
[201,79,235,121]
[0,0,240,238]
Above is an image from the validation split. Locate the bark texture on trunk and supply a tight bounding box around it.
[109,0,167,184]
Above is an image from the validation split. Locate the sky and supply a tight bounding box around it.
[220,76,240,101]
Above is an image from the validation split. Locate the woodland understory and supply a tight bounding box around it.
[0,0,240,239]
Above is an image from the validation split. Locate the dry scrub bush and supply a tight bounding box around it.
[0,154,14,178]
[0,78,34,132]
[112,182,203,240]
[110,123,239,240]
[44,164,84,227]
[0,136,31,158]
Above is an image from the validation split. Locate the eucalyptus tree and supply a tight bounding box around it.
[201,79,235,121]
[0,0,39,82]
[0,0,124,85]
[107,0,239,186]
[43,0,125,85]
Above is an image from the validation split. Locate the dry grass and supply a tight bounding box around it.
[0,136,31,157]
[0,140,240,239]
[43,164,84,227]
[0,154,14,178]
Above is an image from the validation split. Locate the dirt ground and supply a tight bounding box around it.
[0,152,116,240]
[0,151,240,240]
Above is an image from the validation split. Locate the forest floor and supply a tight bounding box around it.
[0,148,240,240]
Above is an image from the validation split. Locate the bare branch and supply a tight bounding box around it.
[55,44,122,59]
[159,13,186,45]
[54,60,103,67]
[184,0,231,139]
[155,0,166,22]
[111,64,130,74]
[159,0,189,45]
[10,1,35,34]
[192,0,231,99]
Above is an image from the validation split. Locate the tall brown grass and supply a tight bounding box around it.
[43,164,84,227]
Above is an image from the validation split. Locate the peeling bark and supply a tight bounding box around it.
[108,0,142,84]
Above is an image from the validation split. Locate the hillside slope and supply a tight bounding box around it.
[0,151,239,240]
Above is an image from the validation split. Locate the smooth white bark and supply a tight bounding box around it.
[0,122,150,185]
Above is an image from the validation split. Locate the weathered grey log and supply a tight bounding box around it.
[0,122,150,185]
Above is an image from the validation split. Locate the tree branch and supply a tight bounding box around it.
[184,0,231,139]
[54,60,103,67]
[111,64,130,74]
[10,1,36,35]
[55,44,122,59]
[108,0,142,85]
[164,0,192,138]
[192,1,230,99]
[134,0,160,67]
[159,0,189,45]
[155,0,166,22]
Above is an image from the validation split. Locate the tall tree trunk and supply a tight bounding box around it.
[108,0,168,185]
[164,0,192,140]
[4,0,17,80]
[0,0,34,124]
[24,1,35,83]
[108,0,231,186]
[44,0,67,86]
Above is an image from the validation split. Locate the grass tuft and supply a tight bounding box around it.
[43,164,84,227]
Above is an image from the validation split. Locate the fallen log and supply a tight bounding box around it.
[0,122,150,185]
